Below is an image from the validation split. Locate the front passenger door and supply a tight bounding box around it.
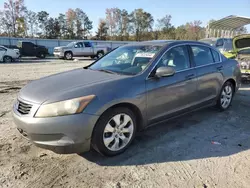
[74,42,84,56]
[146,45,198,124]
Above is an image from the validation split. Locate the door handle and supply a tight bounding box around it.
[185,74,195,80]
[217,65,223,71]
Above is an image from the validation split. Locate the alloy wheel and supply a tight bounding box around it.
[66,53,72,60]
[103,113,134,151]
[220,85,233,109]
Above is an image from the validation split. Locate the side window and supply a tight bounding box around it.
[75,42,83,48]
[211,49,220,62]
[190,45,214,66]
[84,42,92,47]
[157,45,190,72]
[0,47,6,51]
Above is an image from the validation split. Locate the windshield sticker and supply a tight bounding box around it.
[135,52,155,58]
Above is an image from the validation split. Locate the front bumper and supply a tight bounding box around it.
[12,108,99,154]
[53,52,64,58]
[241,70,250,81]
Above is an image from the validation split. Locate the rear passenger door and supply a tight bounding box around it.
[189,45,224,104]
[82,42,93,55]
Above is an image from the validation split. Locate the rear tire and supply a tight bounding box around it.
[91,107,137,156]
[96,51,104,59]
[216,81,234,111]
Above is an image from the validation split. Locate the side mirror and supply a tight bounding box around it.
[155,66,175,78]
[74,45,78,48]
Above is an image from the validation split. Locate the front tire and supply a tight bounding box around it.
[38,52,46,59]
[64,52,73,60]
[92,107,137,156]
[216,81,234,111]
[3,56,12,63]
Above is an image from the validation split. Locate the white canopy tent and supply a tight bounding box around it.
[206,15,250,38]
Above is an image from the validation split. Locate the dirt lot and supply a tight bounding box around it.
[1,59,250,188]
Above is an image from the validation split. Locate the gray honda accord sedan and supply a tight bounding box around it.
[13,40,241,156]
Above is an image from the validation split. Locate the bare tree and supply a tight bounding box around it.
[2,0,26,36]
[25,10,38,37]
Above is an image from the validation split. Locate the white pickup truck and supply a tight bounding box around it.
[53,41,111,60]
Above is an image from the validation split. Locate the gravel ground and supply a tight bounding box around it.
[1,60,250,188]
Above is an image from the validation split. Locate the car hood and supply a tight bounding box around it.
[19,68,123,104]
[233,34,250,51]
[54,46,71,50]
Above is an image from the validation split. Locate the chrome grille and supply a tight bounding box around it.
[17,100,32,115]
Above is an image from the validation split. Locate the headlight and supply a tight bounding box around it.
[35,95,95,118]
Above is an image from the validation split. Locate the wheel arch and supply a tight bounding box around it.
[3,55,12,62]
[224,78,236,93]
[64,50,73,55]
[97,50,104,54]
[95,102,145,132]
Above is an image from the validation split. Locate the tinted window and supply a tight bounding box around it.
[211,49,220,62]
[156,45,190,72]
[216,39,224,47]
[191,45,214,66]
[84,42,92,47]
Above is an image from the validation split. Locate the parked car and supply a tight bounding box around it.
[53,41,111,60]
[17,41,49,58]
[0,45,20,62]
[232,34,250,81]
[199,37,235,59]
[13,40,241,156]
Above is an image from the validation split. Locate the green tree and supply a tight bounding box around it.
[25,10,38,37]
[96,19,108,40]
[37,11,49,38]
[156,14,175,39]
[45,18,60,39]
[129,9,154,41]
[57,13,67,38]
[75,8,93,39]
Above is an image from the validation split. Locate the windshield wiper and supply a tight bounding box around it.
[97,69,118,74]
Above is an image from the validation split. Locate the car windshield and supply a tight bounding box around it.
[199,39,216,46]
[88,45,163,75]
[66,42,76,47]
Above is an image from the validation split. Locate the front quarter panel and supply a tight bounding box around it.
[84,76,147,125]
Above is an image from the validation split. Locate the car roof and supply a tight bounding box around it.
[123,40,212,47]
